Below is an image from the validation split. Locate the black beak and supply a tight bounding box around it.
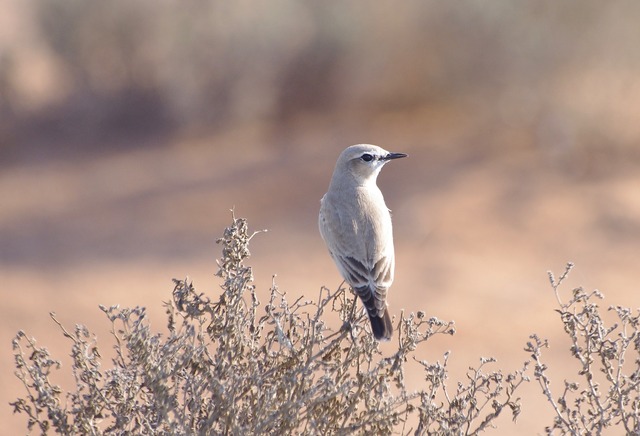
[383,152,408,160]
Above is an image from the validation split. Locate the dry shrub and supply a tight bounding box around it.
[527,263,640,434]
[12,215,531,435]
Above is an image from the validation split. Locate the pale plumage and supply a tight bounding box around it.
[319,144,406,340]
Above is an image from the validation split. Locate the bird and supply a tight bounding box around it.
[319,144,407,340]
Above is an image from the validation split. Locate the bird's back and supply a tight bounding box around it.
[319,184,395,339]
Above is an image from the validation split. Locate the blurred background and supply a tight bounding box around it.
[2,1,640,433]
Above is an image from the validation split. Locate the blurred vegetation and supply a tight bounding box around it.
[2,1,640,154]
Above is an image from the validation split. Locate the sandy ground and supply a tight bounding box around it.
[2,112,640,434]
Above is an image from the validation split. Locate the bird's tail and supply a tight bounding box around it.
[368,308,393,341]
[353,285,393,341]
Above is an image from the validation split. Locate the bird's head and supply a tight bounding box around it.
[337,144,407,185]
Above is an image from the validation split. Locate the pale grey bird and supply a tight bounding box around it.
[319,144,407,340]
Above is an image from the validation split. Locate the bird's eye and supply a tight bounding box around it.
[361,153,374,162]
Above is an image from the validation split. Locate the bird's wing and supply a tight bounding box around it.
[320,196,394,318]
[331,253,392,290]
[336,253,392,317]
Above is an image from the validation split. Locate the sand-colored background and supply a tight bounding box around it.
[2,2,640,434]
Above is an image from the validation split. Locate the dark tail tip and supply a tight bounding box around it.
[369,308,393,341]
